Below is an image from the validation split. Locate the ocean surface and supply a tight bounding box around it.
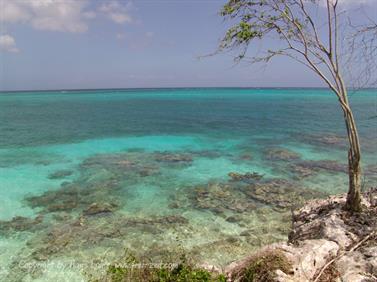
[0,88,376,281]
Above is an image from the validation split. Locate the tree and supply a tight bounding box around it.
[218,0,376,212]
[347,20,377,89]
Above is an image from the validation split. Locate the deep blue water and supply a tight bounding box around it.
[0,88,375,148]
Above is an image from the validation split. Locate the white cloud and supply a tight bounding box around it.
[0,1,31,23]
[99,1,133,24]
[0,0,135,33]
[30,1,90,32]
[0,34,19,52]
[0,1,137,52]
[0,0,96,33]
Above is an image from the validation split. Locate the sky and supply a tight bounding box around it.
[0,0,376,91]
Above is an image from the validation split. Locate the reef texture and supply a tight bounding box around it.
[1,147,374,281]
[1,149,333,281]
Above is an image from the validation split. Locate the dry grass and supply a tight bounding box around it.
[230,249,293,282]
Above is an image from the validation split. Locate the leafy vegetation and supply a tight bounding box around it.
[90,251,226,282]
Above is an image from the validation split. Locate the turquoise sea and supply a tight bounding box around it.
[0,88,376,281]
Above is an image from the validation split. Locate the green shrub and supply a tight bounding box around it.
[92,251,226,282]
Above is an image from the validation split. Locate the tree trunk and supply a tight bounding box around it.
[345,149,362,212]
[343,110,363,212]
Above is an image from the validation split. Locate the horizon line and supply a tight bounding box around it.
[1,86,376,94]
[0,86,377,93]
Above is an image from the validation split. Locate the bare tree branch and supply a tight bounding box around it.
[217,0,375,212]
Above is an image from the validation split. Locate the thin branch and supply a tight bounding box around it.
[313,231,376,282]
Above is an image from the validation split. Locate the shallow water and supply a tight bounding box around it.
[0,88,376,281]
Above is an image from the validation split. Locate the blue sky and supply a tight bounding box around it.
[0,0,376,91]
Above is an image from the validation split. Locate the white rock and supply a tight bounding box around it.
[321,214,353,248]
[336,250,371,282]
[290,239,339,280]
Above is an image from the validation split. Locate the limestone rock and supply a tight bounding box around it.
[337,252,371,282]
[287,239,339,280]
[226,190,377,282]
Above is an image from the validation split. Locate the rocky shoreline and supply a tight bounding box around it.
[221,189,377,281]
